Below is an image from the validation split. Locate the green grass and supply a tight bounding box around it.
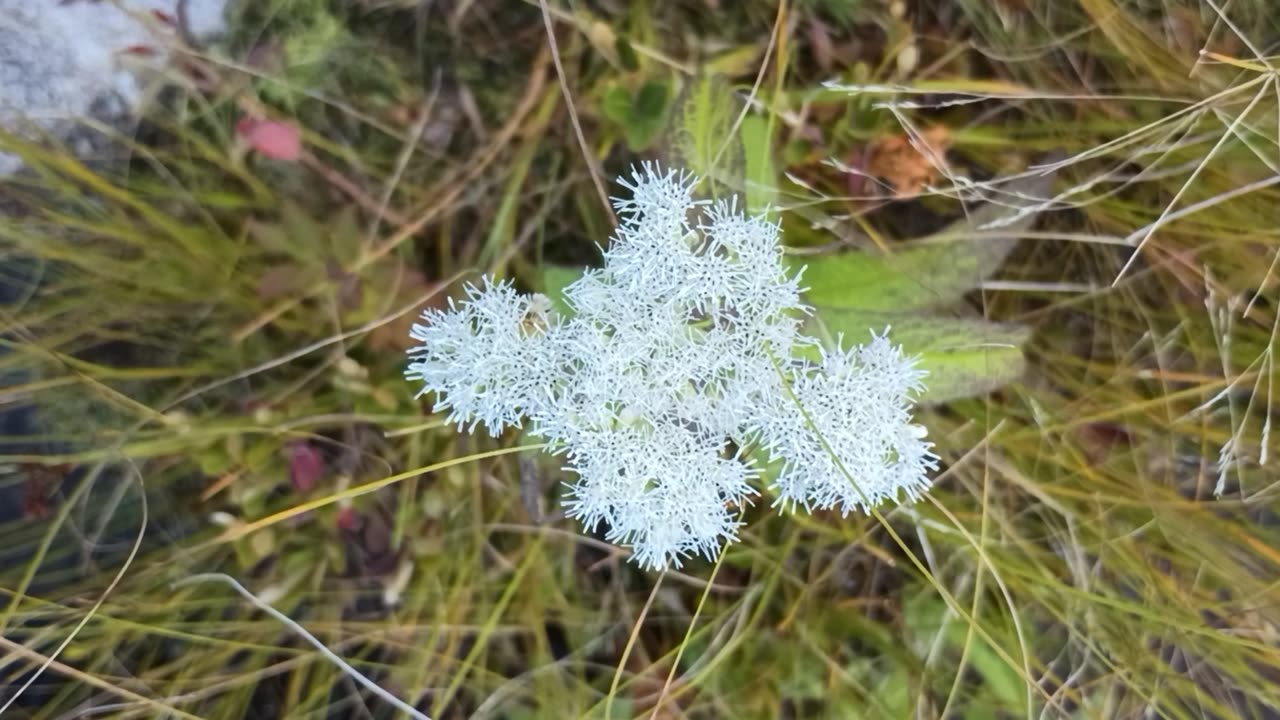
[1,0,1278,717]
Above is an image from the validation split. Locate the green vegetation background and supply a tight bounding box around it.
[0,1,1277,718]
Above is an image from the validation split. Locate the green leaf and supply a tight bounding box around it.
[604,81,671,151]
[666,74,742,193]
[482,138,536,266]
[777,641,829,699]
[788,236,1009,312]
[601,85,632,125]
[900,592,1024,713]
[626,80,670,150]
[926,603,1025,712]
[877,663,914,719]
[787,217,1027,311]
[949,629,1025,712]
[806,310,1030,403]
[614,35,640,72]
[786,172,1055,311]
[633,81,668,121]
[541,264,586,317]
[705,44,765,77]
[739,113,776,214]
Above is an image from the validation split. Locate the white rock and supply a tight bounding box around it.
[0,0,228,175]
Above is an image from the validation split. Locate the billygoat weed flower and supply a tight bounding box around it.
[406,164,938,570]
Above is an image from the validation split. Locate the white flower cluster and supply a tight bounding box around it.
[406,164,938,570]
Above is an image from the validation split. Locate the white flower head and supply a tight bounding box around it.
[406,164,937,569]
[562,425,756,570]
[753,333,938,515]
[405,277,558,437]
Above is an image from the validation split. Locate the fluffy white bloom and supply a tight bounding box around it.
[562,425,755,570]
[751,334,937,515]
[405,278,558,437]
[405,164,937,570]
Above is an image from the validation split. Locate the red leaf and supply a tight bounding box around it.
[237,118,302,161]
[288,441,326,493]
[20,463,70,520]
[337,507,362,531]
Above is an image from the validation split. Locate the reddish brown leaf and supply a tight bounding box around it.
[336,507,362,532]
[866,125,951,198]
[288,441,326,493]
[21,463,70,520]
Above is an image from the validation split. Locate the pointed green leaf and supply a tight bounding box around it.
[788,233,1014,311]
[739,113,776,214]
[625,80,670,150]
[634,81,669,118]
[787,172,1055,311]
[666,74,743,194]
[601,85,632,125]
[705,44,765,77]
[614,34,640,72]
